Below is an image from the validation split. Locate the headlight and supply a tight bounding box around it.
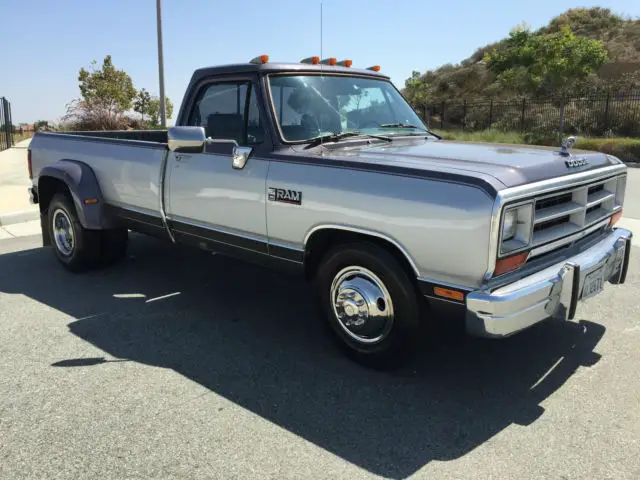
[502,210,518,241]
[500,202,534,255]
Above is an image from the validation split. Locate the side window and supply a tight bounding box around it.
[188,82,264,146]
[246,86,265,145]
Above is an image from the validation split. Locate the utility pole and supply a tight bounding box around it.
[156,0,167,128]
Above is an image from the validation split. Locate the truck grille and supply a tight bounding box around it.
[528,174,626,257]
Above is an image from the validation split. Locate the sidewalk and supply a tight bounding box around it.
[0,138,39,226]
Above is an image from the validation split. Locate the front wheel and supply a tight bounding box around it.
[316,242,421,368]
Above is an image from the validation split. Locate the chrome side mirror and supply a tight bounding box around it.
[167,126,206,153]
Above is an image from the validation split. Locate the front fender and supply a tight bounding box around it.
[38,160,116,230]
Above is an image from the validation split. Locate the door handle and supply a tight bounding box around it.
[175,154,190,162]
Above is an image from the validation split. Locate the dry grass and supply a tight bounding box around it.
[13,132,34,144]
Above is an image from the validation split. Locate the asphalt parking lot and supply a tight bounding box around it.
[1,231,639,479]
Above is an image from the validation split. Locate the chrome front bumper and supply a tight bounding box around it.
[466,228,633,338]
[28,187,37,204]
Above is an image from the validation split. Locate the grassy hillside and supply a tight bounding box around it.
[403,8,640,104]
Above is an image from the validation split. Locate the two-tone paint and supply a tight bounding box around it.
[27,62,628,307]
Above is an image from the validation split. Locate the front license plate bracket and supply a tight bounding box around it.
[581,266,604,300]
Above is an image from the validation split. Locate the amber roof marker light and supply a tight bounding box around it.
[301,56,321,65]
[320,57,337,66]
[367,65,381,72]
[336,59,352,67]
[249,54,270,64]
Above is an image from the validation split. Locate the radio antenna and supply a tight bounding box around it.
[319,1,324,152]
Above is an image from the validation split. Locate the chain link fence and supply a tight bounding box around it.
[420,92,640,139]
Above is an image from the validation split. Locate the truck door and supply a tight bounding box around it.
[165,79,271,256]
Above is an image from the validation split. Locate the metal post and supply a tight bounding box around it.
[520,98,526,132]
[488,99,493,128]
[558,95,566,145]
[156,0,167,128]
[604,92,611,134]
[6,99,13,147]
[462,100,467,130]
[440,101,445,129]
[0,98,5,150]
[1,98,11,150]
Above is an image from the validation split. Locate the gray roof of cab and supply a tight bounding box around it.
[190,62,391,83]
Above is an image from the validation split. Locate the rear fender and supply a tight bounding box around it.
[38,160,117,232]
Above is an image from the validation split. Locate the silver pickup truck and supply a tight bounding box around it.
[28,55,633,367]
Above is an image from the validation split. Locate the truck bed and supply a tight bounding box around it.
[29,131,170,216]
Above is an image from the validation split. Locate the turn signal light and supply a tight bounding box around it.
[610,210,623,226]
[250,54,269,64]
[84,198,99,205]
[433,287,465,302]
[494,251,529,276]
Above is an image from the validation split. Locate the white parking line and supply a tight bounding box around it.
[0,227,14,239]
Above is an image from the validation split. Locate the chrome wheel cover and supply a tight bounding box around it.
[52,208,75,257]
[330,266,394,344]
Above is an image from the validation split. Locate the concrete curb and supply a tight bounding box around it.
[0,209,40,227]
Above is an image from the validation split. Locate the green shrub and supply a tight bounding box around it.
[575,137,640,163]
[433,129,525,144]
[432,129,640,163]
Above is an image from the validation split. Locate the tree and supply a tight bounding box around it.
[484,24,608,95]
[133,89,152,121]
[403,71,430,105]
[34,120,49,132]
[147,96,174,126]
[78,55,137,118]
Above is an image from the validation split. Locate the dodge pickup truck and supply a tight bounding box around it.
[28,55,633,367]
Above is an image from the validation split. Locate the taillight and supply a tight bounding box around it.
[27,150,33,179]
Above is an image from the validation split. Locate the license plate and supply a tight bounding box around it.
[581,267,604,300]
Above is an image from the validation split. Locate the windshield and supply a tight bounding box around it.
[268,74,430,142]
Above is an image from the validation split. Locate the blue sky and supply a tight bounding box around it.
[2,0,639,124]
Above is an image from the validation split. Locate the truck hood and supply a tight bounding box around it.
[303,138,622,188]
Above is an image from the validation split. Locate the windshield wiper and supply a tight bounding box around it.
[379,123,441,139]
[303,131,391,150]
[379,123,423,129]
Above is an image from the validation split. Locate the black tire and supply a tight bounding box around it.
[316,242,421,368]
[47,193,101,272]
[100,228,128,266]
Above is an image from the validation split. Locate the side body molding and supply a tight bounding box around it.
[38,159,117,231]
